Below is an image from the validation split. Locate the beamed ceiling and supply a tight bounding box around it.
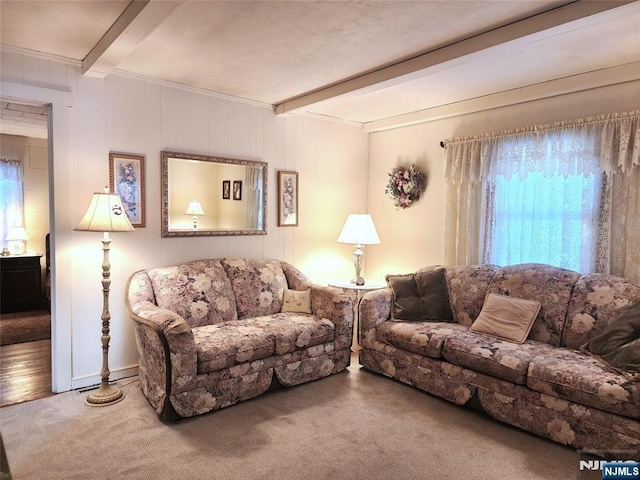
[1,0,639,138]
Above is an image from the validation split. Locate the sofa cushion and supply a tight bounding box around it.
[192,320,275,374]
[486,263,580,347]
[581,299,640,375]
[281,289,312,313]
[443,330,556,384]
[470,293,541,344]
[445,264,501,326]
[376,321,469,359]
[386,269,453,322]
[562,273,640,350]
[527,348,640,418]
[147,260,238,328]
[222,258,288,319]
[249,314,335,355]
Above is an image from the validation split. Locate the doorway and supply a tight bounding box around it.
[0,98,53,406]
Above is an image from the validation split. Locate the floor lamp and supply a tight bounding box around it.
[74,188,134,406]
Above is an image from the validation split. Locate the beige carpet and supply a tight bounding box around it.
[0,360,579,480]
[0,311,50,346]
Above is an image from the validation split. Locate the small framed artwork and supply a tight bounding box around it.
[222,180,231,199]
[277,170,298,226]
[233,180,242,201]
[109,152,145,227]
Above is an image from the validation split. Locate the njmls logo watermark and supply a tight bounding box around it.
[578,450,640,480]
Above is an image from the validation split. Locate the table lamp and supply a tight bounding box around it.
[337,214,380,285]
[6,226,29,255]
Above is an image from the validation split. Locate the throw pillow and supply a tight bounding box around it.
[470,293,541,344]
[386,269,453,322]
[281,289,312,314]
[581,299,640,374]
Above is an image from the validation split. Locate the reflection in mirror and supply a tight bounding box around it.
[161,151,267,237]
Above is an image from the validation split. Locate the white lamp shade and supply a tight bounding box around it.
[74,192,134,232]
[337,214,380,246]
[186,200,205,216]
[5,226,29,241]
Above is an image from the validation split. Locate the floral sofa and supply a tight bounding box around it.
[359,263,640,456]
[126,258,353,420]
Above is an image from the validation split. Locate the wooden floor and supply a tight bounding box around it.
[0,340,54,407]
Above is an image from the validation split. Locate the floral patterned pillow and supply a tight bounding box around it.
[222,258,288,319]
[147,260,238,328]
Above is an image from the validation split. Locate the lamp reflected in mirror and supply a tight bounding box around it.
[185,199,205,230]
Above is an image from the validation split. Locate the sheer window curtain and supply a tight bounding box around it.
[245,166,263,230]
[0,159,25,250]
[444,110,640,282]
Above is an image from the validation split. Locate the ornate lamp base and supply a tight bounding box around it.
[85,384,124,407]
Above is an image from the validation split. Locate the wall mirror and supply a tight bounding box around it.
[161,151,267,237]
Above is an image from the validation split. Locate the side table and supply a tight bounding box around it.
[329,279,386,352]
[0,253,43,313]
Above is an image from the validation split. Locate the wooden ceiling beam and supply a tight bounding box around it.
[274,0,635,116]
[82,0,182,79]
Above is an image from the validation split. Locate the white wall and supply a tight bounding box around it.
[1,50,369,392]
[367,80,640,281]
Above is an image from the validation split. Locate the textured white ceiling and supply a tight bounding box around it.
[1,0,639,138]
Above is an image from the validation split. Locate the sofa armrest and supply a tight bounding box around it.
[310,285,354,350]
[359,288,393,348]
[127,300,197,394]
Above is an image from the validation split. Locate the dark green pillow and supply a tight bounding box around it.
[386,269,453,322]
[582,299,640,373]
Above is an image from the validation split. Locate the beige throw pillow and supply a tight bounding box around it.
[281,289,312,313]
[470,293,541,344]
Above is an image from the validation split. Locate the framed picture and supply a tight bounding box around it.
[109,152,145,227]
[233,180,242,201]
[222,180,231,199]
[277,170,298,226]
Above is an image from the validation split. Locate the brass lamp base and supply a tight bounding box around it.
[85,384,124,407]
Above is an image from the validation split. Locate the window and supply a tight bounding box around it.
[0,160,25,249]
[444,110,640,281]
[481,129,603,274]
[487,171,602,273]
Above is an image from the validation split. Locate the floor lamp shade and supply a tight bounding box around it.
[75,192,135,233]
[337,214,380,285]
[74,189,133,406]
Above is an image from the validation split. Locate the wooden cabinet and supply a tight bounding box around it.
[0,254,43,313]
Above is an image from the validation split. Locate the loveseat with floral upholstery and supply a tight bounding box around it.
[126,258,353,419]
[359,263,640,456]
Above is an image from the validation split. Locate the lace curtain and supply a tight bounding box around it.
[0,159,25,249]
[245,166,263,230]
[483,171,602,273]
[443,110,640,281]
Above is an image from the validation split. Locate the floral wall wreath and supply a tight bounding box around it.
[385,164,427,209]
